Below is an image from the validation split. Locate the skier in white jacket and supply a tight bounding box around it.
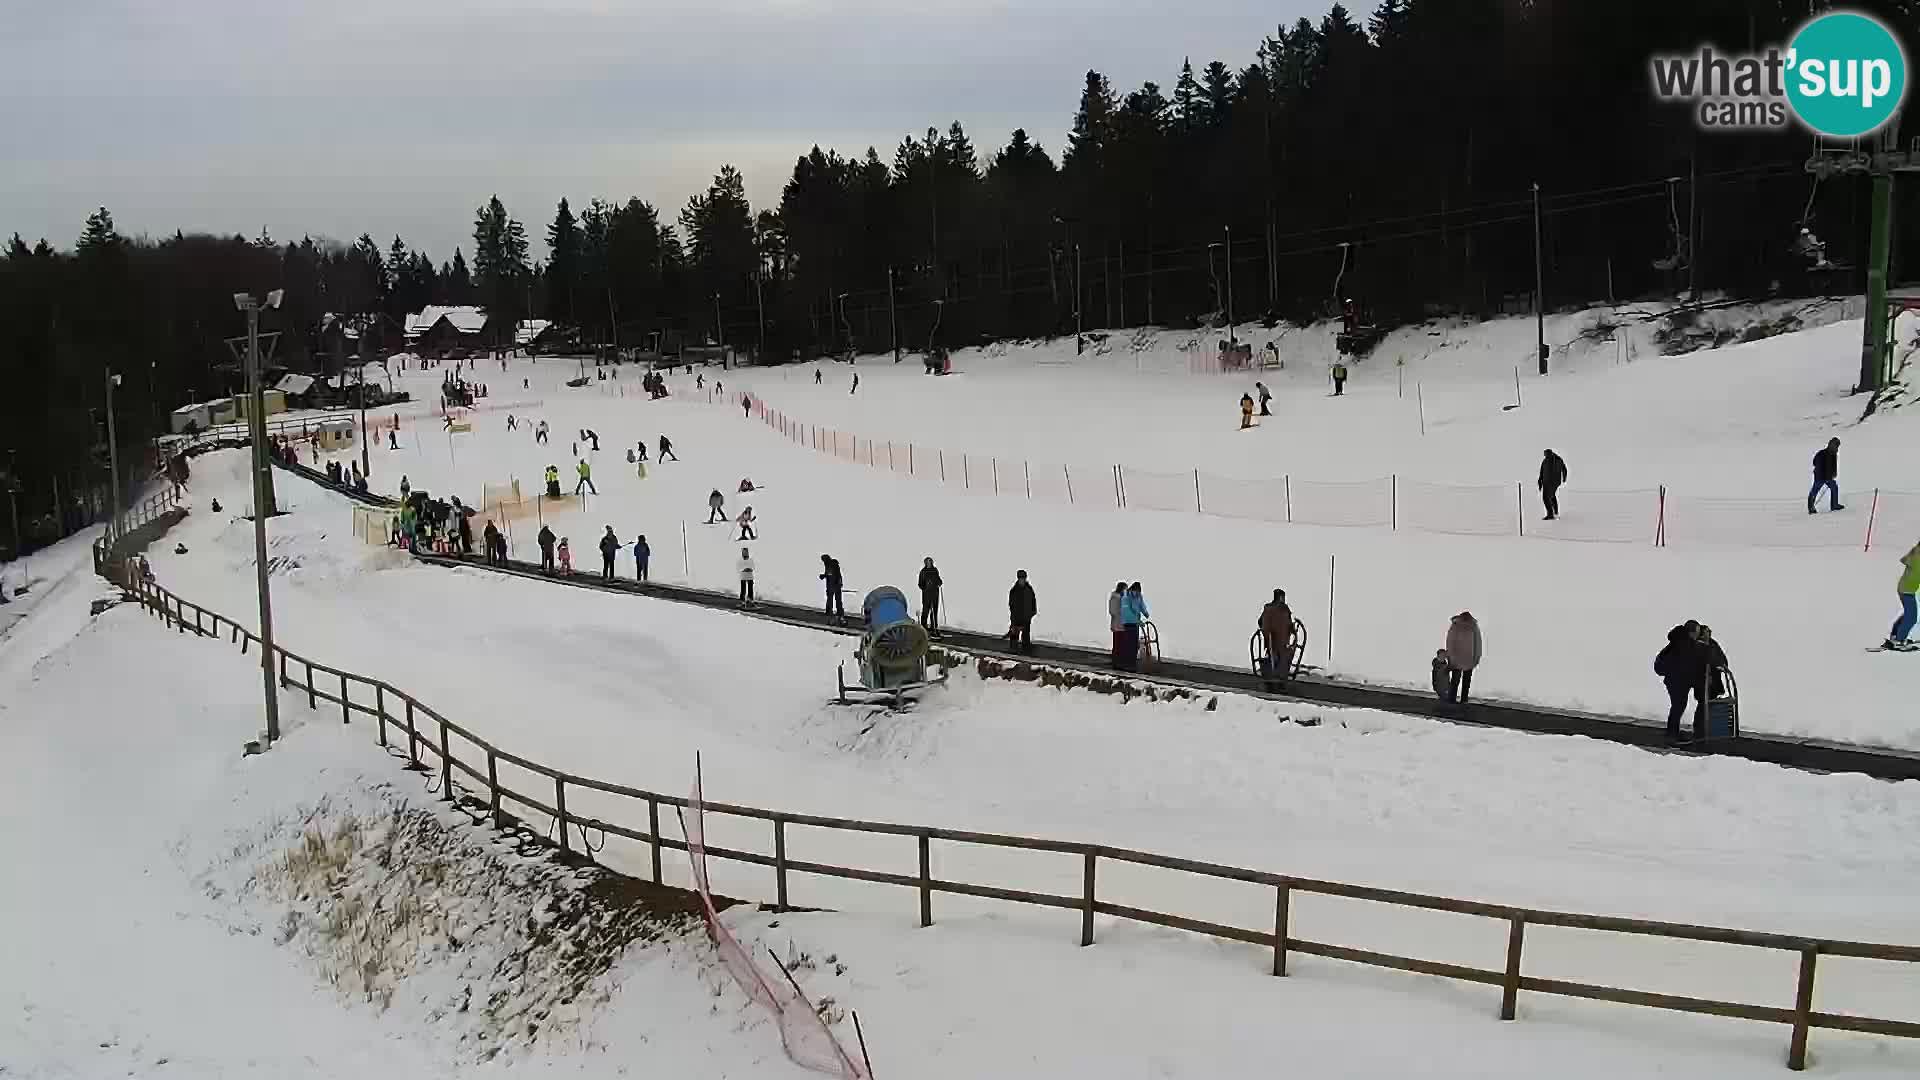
[736,547,756,605]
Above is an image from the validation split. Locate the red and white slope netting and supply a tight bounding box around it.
[681,771,870,1079]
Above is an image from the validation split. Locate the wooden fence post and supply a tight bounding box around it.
[1501,915,1526,1020]
[1788,946,1819,1070]
[375,685,387,747]
[1273,884,1290,976]
[437,721,452,800]
[1194,468,1202,512]
[774,818,789,909]
[648,798,662,883]
[554,776,569,853]
[487,750,503,828]
[1284,474,1292,523]
[405,699,419,767]
[918,832,933,927]
[305,661,316,709]
[339,673,350,723]
[1081,852,1097,946]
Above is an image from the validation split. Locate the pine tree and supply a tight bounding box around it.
[447,248,472,302]
[6,233,29,260]
[679,165,756,314]
[77,207,122,255]
[545,197,581,322]
[1202,61,1236,122]
[1173,59,1205,129]
[1065,70,1118,172]
[1368,0,1413,44]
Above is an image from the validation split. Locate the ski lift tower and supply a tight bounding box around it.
[1806,121,1919,393]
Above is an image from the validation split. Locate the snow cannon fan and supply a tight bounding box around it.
[857,586,931,690]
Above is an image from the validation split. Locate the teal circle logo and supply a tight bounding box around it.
[1786,12,1907,137]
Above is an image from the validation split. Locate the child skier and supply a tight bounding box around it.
[556,537,572,573]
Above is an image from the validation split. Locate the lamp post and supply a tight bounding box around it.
[838,292,853,361]
[234,289,285,747]
[888,266,900,363]
[1223,226,1235,349]
[103,369,122,545]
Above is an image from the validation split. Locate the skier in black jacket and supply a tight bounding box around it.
[1808,437,1843,513]
[917,557,943,630]
[1008,570,1037,654]
[537,525,557,573]
[820,555,845,617]
[1538,450,1568,521]
[598,526,619,580]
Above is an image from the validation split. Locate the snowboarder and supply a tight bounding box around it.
[599,526,619,580]
[738,478,756,493]
[1008,570,1037,654]
[1538,449,1569,521]
[536,420,549,445]
[1331,361,1348,396]
[1120,583,1150,672]
[574,459,596,495]
[1259,589,1294,685]
[736,547,756,605]
[917,557,943,630]
[1239,393,1255,430]
[821,554,844,617]
[633,534,650,582]
[1108,582,1128,669]
[736,506,757,541]
[658,435,678,462]
[1255,381,1273,416]
[537,525,557,573]
[1808,437,1843,513]
[1442,611,1482,707]
[1883,540,1920,651]
[483,520,503,566]
[707,489,726,524]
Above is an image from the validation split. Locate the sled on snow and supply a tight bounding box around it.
[1248,618,1308,691]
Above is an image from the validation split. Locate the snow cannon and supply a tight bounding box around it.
[835,586,948,707]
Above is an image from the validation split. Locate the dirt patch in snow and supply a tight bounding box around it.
[201,783,725,1063]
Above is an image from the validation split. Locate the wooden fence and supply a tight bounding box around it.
[96,525,1919,1072]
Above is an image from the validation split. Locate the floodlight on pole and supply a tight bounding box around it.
[103,371,122,546]
[232,291,282,748]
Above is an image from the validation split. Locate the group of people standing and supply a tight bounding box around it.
[1107,582,1151,671]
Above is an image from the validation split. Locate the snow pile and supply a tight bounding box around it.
[199,782,706,1063]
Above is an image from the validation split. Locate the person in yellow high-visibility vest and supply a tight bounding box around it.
[574,458,597,495]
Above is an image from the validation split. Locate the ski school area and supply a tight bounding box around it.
[9,298,1920,1079]
[330,300,1920,750]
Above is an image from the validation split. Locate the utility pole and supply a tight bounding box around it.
[103,369,122,545]
[1224,225,1236,350]
[713,293,725,357]
[1532,182,1547,376]
[356,322,370,478]
[234,290,284,747]
[1074,243,1084,355]
[888,266,900,363]
[4,450,19,567]
[1862,170,1894,392]
[754,273,766,364]
[1687,153,1700,304]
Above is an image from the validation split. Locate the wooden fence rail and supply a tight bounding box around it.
[95,521,1918,1071]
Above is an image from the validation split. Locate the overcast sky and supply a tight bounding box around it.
[1,0,1315,263]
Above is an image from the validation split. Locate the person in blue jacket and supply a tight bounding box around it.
[1118,581,1150,671]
